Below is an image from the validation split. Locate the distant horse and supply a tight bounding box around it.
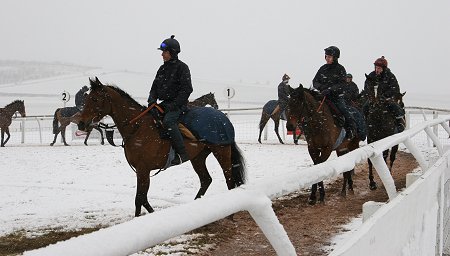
[286,85,362,205]
[188,92,219,109]
[258,100,300,144]
[0,100,26,147]
[77,77,246,217]
[364,75,405,190]
[50,107,104,146]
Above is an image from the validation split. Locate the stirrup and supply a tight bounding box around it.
[345,129,355,140]
[171,153,189,166]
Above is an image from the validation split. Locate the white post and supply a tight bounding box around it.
[369,154,397,200]
[21,119,25,143]
[406,171,422,187]
[403,138,429,171]
[362,201,385,222]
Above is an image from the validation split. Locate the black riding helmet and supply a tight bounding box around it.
[324,46,340,59]
[158,35,181,56]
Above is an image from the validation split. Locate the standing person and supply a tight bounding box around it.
[363,56,405,132]
[271,73,291,119]
[343,73,360,107]
[75,85,89,111]
[148,35,193,165]
[312,46,357,139]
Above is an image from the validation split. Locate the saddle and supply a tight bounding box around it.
[323,98,345,127]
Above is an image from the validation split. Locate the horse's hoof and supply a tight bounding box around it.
[308,198,317,205]
[348,188,355,195]
[340,191,347,197]
[50,143,54,146]
[369,183,378,190]
[64,144,69,146]
[101,142,105,145]
[258,139,261,144]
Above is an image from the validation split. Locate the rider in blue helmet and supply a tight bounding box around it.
[148,35,193,165]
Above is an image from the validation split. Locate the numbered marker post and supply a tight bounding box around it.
[61,91,70,107]
[224,87,235,116]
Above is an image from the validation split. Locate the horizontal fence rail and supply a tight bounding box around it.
[24,115,450,255]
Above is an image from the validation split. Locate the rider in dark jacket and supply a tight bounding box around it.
[363,56,405,132]
[148,35,193,165]
[271,74,291,119]
[313,46,357,139]
[75,86,89,111]
[343,73,360,107]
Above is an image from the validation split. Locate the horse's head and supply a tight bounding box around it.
[286,84,305,131]
[17,100,26,117]
[78,77,111,131]
[204,92,219,109]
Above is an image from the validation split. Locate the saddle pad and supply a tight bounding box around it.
[60,106,80,117]
[263,100,278,115]
[180,107,235,145]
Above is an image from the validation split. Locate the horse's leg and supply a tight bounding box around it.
[308,147,324,205]
[389,145,399,172]
[135,169,154,217]
[190,149,213,199]
[84,130,91,146]
[50,131,59,146]
[1,130,4,147]
[273,116,284,144]
[96,127,105,145]
[258,112,270,144]
[3,128,11,146]
[368,159,377,190]
[61,126,69,146]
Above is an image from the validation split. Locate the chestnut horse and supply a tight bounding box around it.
[0,100,26,147]
[78,77,246,216]
[364,75,405,190]
[286,85,361,205]
[188,92,219,109]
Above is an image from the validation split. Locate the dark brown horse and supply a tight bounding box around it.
[0,100,26,147]
[188,92,219,109]
[50,107,104,146]
[77,77,246,217]
[364,75,405,190]
[258,100,301,144]
[286,85,361,205]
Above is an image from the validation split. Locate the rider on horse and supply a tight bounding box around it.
[313,46,357,139]
[362,56,405,132]
[271,73,291,119]
[148,35,193,166]
[343,73,360,108]
[75,85,89,111]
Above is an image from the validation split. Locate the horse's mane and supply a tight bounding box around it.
[303,87,323,101]
[107,85,145,109]
[5,100,23,108]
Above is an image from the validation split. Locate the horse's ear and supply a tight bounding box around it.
[402,91,406,96]
[365,73,369,79]
[298,83,304,89]
[89,77,102,90]
[95,76,104,86]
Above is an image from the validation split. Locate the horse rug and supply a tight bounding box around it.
[60,106,80,117]
[263,100,287,120]
[179,107,235,145]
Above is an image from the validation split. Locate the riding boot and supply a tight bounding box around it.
[167,126,189,166]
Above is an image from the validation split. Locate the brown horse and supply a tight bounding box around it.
[364,75,406,189]
[258,100,301,144]
[286,85,361,205]
[50,107,104,146]
[0,100,26,147]
[77,77,246,217]
[188,92,219,109]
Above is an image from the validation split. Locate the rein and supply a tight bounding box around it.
[129,103,164,124]
[317,96,326,112]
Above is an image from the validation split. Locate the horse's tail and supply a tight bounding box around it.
[258,110,271,130]
[52,109,60,134]
[231,142,246,187]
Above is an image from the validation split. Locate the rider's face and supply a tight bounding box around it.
[162,50,172,62]
[325,55,333,64]
[375,66,383,75]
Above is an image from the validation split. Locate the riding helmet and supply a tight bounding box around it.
[374,56,388,68]
[282,74,290,81]
[158,35,181,54]
[346,73,353,78]
[324,46,340,58]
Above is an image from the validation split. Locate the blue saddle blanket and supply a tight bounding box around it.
[180,107,235,145]
[263,100,286,120]
[60,106,80,117]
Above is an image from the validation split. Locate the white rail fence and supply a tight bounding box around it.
[7,107,450,146]
[24,116,450,255]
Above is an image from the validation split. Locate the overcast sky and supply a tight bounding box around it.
[1,0,449,95]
